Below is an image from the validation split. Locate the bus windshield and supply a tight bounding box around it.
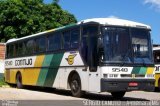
[101,27,153,65]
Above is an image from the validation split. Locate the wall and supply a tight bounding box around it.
[0,43,5,74]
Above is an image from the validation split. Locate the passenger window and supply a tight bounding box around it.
[63,31,70,49]
[48,35,54,51]
[70,29,79,49]
[17,43,23,56]
[48,33,61,51]
[36,36,46,53]
[7,44,14,58]
[26,39,36,55]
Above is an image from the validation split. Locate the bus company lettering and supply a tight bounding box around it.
[155,66,160,72]
[15,58,32,66]
[5,61,13,66]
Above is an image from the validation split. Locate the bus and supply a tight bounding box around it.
[4,18,155,98]
[153,46,160,91]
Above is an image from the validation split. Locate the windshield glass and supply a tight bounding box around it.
[101,27,153,65]
[131,28,152,64]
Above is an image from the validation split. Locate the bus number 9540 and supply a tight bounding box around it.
[112,68,128,72]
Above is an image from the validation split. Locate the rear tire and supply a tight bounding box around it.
[16,73,23,89]
[111,91,125,99]
[69,73,83,97]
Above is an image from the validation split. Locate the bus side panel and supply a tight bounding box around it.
[19,55,45,86]
[6,69,21,84]
[53,67,89,91]
[23,68,41,86]
[52,51,88,91]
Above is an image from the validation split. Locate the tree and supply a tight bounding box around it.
[0,0,77,42]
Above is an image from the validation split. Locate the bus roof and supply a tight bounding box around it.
[78,18,151,29]
[153,46,160,51]
[6,18,151,44]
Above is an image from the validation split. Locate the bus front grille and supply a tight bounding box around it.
[121,74,145,78]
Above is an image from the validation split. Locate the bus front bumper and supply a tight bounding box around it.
[101,78,155,92]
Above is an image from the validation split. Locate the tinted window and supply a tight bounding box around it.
[63,31,70,49]
[102,27,131,63]
[48,33,61,51]
[36,36,46,53]
[48,34,54,51]
[17,43,23,56]
[154,50,160,64]
[70,29,79,49]
[26,39,36,55]
[7,44,14,58]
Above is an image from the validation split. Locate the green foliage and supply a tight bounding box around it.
[0,0,77,42]
[0,78,7,86]
[0,74,7,86]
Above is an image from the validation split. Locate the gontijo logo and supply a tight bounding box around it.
[66,54,77,65]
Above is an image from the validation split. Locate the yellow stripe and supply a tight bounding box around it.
[146,67,154,74]
[23,55,45,85]
[9,69,19,84]
[34,55,45,67]
[47,29,55,33]
[23,68,40,85]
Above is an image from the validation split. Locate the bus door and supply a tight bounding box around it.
[81,25,100,92]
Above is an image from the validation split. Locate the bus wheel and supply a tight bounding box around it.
[111,91,125,99]
[16,73,23,89]
[69,73,83,97]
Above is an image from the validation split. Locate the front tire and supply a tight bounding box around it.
[69,73,83,97]
[111,91,126,99]
[16,73,23,89]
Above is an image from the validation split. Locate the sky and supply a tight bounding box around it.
[44,0,160,44]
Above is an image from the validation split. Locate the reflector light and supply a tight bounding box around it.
[129,82,138,87]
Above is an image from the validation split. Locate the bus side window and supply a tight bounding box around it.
[48,33,61,51]
[70,29,79,49]
[48,34,54,51]
[15,43,18,57]
[36,36,46,53]
[26,39,36,55]
[63,31,70,49]
[154,51,160,63]
[17,42,23,56]
[22,43,26,55]
[7,44,14,58]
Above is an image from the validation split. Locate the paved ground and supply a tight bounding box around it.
[0,87,160,106]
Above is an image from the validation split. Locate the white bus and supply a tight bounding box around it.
[5,18,155,99]
[153,46,160,90]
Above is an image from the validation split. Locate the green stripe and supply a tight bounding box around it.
[37,68,48,86]
[37,54,53,86]
[131,67,141,74]
[131,67,147,74]
[139,67,147,74]
[44,53,64,87]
